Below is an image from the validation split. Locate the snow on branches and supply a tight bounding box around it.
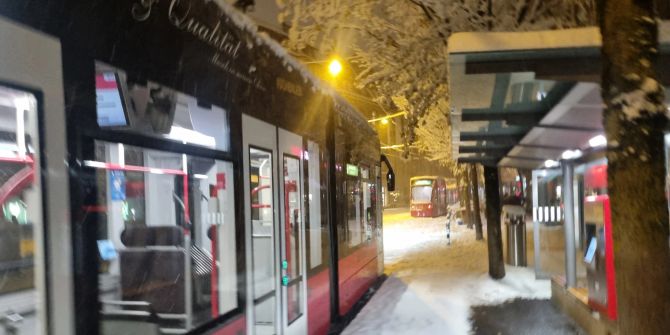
[277,0,595,166]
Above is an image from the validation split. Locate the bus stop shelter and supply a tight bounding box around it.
[446,24,670,333]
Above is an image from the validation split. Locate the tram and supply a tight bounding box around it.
[0,1,394,334]
[446,178,459,206]
[409,176,450,217]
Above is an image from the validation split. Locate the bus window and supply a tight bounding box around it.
[0,85,43,334]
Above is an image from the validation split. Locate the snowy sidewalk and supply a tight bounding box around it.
[342,211,552,335]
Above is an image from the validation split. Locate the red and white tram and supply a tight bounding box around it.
[409,176,449,218]
[0,1,394,334]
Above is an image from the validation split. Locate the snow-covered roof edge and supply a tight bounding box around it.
[448,21,670,54]
[212,0,370,132]
[213,0,331,94]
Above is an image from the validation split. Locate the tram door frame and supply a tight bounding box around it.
[243,115,308,335]
[0,17,74,335]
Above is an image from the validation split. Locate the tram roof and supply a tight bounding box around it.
[448,22,670,169]
[0,0,377,146]
[211,0,375,135]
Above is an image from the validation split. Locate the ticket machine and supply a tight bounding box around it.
[583,195,617,320]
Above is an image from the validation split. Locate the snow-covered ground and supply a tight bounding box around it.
[342,208,550,335]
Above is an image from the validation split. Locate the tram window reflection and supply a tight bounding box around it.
[306,141,329,271]
[361,167,374,242]
[248,147,276,330]
[95,62,231,152]
[90,141,237,333]
[283,155,303,322]
[346,178,363,247]
[340,163,380,257]
[0,85,43,334]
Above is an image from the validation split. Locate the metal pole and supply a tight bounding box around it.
[185,234,193,329]
[532,170,541,278]
[561,161,577,287]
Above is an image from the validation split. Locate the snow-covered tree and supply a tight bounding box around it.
[277,0,595,278]
[276,1,670,327]
[278,0,596,163]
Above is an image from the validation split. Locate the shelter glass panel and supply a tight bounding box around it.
[532,168,565,279]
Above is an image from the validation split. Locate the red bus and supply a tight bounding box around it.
[410,176,450,217]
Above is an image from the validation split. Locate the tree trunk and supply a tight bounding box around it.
[462,167,473,228]
[471,164,484,240]
[521,169,532,213]
[598,0,670,333]
[484,165,505,279]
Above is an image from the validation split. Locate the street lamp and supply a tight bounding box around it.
[380,118,389,125]
[328,58,343,77]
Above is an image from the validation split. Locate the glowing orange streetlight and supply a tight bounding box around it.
[328,58,343,77]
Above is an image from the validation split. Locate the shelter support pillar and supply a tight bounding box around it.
[484,165,505,279]
[561,160,576,288]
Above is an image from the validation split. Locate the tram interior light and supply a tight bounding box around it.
[83,160,107,168]
[3,199,28,224]
[168,126,216,148]
[8,202,21,217]
[149,168,165,175]
[589,134,607,148]
[0,149,16,158]
[14,96,30,112]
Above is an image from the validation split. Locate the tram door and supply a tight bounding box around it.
[0,17,73,335]
[243,115,307,335]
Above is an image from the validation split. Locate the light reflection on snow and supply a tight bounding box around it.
[343,208,550,335]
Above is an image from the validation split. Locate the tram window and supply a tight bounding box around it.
[411,183,433,204]
[361,167,373,242]
[90,141,238,332]
[346,178,363,247]
[306,141,328,270]
[95,62,231,151]
[0,85,43,334]
[283,155,303,322]
[248,147,275,325]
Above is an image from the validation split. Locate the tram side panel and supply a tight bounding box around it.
[0,16,74,335]
[0,1,384,333]
[302,139,332,335]
[333,113,382,317]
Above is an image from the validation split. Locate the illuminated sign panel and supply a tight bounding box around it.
[346,164,359,176]
[413,179,433,186]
